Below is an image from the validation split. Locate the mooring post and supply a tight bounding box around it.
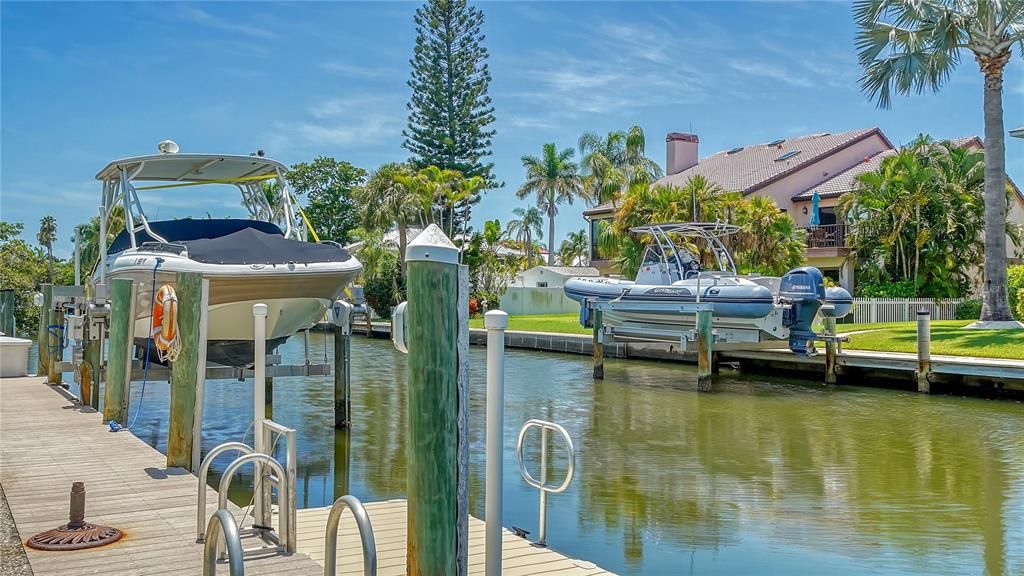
[405,224,468,576]
[592,305,604,379]
[37,284,52,377]
[0,289,15,337]
[696,308,713,392]
[916,308,931,394]
[84,295,104,410]
[252,302,268,526]
[47,296,64,386]
[168,272,202,469]
[484,310,508,576]
[824,316,838,384]
[104,279,135,425]
[332,300,353,429]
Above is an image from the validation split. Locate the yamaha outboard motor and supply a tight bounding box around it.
[779,266,825,357]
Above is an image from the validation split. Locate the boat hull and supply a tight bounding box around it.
[101,249,360,366]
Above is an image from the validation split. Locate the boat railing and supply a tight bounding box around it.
[217,452,292,558]
[515,419,575,547]
[323,495,377,576]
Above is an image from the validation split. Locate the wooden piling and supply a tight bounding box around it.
[47,300,64,386]
[404,225,468,576]
[696,309,713,392]
[83,310,103,410]
[104,278,135,425]
[0,289,15,336]
[168,272,201,469]
[333,323,350,428]
[824,316,837,385]
[592,306,604,379]
[80,321,92,406]
[37,284,51,376]
[916,309,931,394]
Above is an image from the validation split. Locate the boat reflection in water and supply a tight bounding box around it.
[81,336,1024,576]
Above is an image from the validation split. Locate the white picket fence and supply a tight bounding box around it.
[849,298,966,324]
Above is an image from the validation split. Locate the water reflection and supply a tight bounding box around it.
[52,335,1023,575]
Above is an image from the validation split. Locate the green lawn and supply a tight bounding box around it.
[468,313,588,334]
[840,319,1024,360]
[468,314,1024,360]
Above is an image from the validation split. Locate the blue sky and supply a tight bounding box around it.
[3,1,1023,258]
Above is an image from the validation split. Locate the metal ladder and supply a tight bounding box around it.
[203,509,244,576]
[515,419,576,547]
[196,420,297,555]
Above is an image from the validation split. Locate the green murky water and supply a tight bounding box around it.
[51,335,1024,575]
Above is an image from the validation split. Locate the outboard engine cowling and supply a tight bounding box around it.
[780,267,825,357]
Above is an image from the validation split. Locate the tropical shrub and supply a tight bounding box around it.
[1008,265,1024,317]
[364,259,404,319]
[857,279,917,298]
[955,298,982,320]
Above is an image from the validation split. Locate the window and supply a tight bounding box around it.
[727,146,744,155]
[590,219,611,260]
[776,150,801,162]
[768,138,786,146]
[536,282,548,288]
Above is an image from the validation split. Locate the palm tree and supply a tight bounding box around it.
[506,206,544,267]
[517,143,583,265]
[356,163,417,273]
[559,229,588,266]
[854,0,1024,320]
[578,125,662,207]
[37,215,57,282]
[77,205,125,277]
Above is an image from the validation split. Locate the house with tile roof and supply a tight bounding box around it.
[584,128,1024,292]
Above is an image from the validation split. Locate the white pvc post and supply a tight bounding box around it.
[484,310,508,576]
[74,226,81,286]
[252,303,268,525]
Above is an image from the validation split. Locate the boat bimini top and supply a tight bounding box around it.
[94,141,304,282]
[629,222,741,282]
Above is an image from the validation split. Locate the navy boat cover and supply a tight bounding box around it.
[107,219,352,265]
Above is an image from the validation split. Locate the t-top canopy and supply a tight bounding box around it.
[95,153,288,182]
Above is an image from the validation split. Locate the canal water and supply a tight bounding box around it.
[55,334,1024,575]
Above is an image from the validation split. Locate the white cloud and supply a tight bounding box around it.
[275,115,400,148]
[321,61,393,78]
[178,6,278,40]
[728,59,816,88]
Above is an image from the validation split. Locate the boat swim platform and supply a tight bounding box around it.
[0,377,615,575]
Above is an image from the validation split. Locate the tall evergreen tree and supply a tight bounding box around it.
[403,0,497,226]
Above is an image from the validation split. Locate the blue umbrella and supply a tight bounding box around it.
[810,191,821,226]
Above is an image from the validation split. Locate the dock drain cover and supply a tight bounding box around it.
[27,482,123,551]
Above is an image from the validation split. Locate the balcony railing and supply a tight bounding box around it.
[802,224,848,249]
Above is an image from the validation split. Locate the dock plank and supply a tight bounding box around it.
[0,377,323,575]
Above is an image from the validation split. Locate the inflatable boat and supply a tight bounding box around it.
[563,223,853,355]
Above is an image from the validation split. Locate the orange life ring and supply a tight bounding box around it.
[152,285,179,355]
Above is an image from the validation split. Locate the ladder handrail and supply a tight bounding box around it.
[217,453,292,554]
[515,419,575,494]
[197,442,254,542]
[323,495,377,576]
[514,419,575,547]
[204,509,245,576]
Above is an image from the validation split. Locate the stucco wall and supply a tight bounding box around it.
[500,287,581,315]
[757,135,891,222]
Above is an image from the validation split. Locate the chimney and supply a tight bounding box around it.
[666,132,699,176]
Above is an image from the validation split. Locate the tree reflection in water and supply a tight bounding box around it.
[116,335,1024,576]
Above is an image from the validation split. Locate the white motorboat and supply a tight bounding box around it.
[93,141,362,366]
[564,223,852,356]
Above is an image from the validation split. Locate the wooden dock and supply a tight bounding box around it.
[0,376,615,575]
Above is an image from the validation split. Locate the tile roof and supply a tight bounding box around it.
[584,127,887,216]
[532,266,601,277]
[792,149,896,201]
[792,135,985,201]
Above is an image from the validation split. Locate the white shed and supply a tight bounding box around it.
[511,266,600,288]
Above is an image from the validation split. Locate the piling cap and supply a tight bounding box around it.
[484,310,509,330]
[253,303,268,316]
[405,224,459,265]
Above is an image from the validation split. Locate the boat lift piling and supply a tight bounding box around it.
[104,278,135,425]
[823,316,838,384]
[332,300,354,429]
[404,224,470,575]
[916,308,931,394]
[167,272,208,470]
[36,284,51,377]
